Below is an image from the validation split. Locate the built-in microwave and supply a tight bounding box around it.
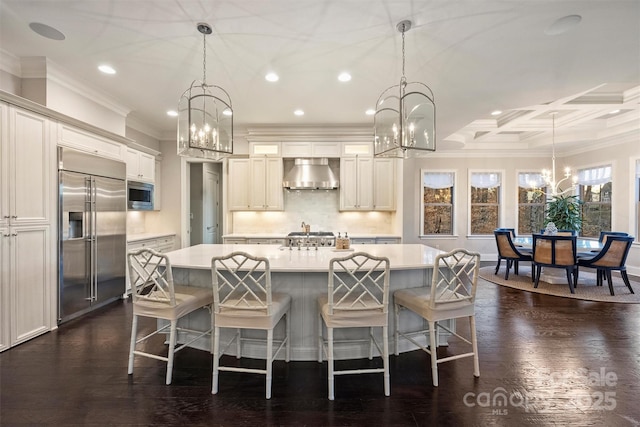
[127,180,154,211]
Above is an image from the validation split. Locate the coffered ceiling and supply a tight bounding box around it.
[1,1,638,151]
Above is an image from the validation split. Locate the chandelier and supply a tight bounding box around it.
[178,23,233,160]
[374,20,436,158]
[541,112,576,196]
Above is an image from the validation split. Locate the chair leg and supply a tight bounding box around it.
[328,327,335,400]
[534,266,542,288]
[531,262,535,282]
[382,325,390,397]
[606,270,615,296]
[514,260,519,276]
[318,315,323,363]
[166,320,178,385]
[565,268,575,294]
[393,303,400,356]
[266,329,274,399]
[429,321,438,387]
[494,258,501,275]
[236,328,241,359]
[504,260,511,280]
[596,270,603,287]
[470,315,479,378]
[128,315,138,375]
[212,326,220,394]
[621,271,635,294]
[369,327,374,360]
[285,311,291,363]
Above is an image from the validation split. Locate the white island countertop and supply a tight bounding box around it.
[165,243,441,272]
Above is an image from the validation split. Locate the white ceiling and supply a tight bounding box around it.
[1,1,639,151]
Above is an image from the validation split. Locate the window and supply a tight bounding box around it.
[577,165,612,238]
[517,172,546,235]
[421,171,454,235]
[470,172,501,235]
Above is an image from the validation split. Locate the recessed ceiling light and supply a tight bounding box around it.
[294,109,304,116]
[265,72,279,82]
[166,110,178,117]
[29,22,65,40]
[365,109,375,116]
[545,14,582,36]
[98,64,116,75]
[491,110,502,116]
[338,72,352,82]
[609,109,620,115]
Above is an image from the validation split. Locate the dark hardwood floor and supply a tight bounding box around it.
[2,276,640,426]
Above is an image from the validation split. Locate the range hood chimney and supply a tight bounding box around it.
[282,158,339,190]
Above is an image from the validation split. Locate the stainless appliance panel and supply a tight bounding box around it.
[59,171,92,320]
[93,175,126,303]
[58,149,127,324]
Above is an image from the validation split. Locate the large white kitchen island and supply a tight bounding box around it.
[164,243,447,361]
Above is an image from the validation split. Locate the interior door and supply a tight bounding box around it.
[203,166,218,244]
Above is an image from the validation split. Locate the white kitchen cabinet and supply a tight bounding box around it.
[5,226,52,346]
[228,157,283,211]
[126,148,155,182]
[228,158,251,210]
[246,238,284,245]
[250,157,283,210]
[340,156,395,212]
[58,123,124,161]
[376,237,401,244]
[0,105,56,353]
[281,142,341,158]
[223,237,247,244]
[127,235,175,253]
[2,107,53,226]
[372,158,396,211]
[340,156,373,210]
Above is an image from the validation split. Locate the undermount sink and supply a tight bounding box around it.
[287,231,334,237]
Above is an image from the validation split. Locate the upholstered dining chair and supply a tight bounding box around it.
[494,229,532,280]
[532,234,578,294]
[577,235,635,296]
[210,251,291,399]
[317,252,390,400]
[127,248,213,385]
[394,248,481,387]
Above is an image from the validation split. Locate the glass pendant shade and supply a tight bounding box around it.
[177,22,233,160]
[374,80,435,157]
[373,20,436,158]
[178,81,233,160]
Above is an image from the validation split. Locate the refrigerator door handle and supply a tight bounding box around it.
[84,177,93,301]
[92,177,98,302]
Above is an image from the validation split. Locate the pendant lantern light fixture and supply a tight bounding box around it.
[541,112,576,196]
[177,22,233,160]
[374,20,436,158]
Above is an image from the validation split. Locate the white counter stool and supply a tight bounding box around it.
[393,248,481,387]
[317,252,391,400]
[211,252,291,399]
[127,248,213,385]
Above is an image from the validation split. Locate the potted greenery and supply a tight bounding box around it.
[544,194,583,233]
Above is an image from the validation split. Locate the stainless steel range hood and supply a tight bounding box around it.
[282,158,339,190]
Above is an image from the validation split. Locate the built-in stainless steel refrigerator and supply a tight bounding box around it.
[58,147,127,323]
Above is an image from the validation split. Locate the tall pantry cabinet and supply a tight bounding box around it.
[0,103,56,352]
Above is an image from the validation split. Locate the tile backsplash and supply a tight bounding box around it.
[231,190,394,234]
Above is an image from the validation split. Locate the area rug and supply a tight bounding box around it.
[479,265,640,303]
